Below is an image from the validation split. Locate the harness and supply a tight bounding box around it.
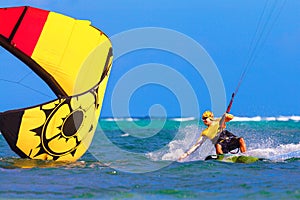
[217,130,241,154]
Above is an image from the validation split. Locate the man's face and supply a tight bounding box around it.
[202,117,213,126]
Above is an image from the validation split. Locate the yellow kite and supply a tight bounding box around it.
[0,6,113,161]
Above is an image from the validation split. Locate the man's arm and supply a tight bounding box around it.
[178,136,205,161]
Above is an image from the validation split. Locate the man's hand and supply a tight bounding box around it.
[178,152,189,161]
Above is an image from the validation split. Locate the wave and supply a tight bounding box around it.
[232,116,300,122]
[100,116,300,122]
[247,143,300,161]
[100,117,197,122]
[101,117,141,122]
[168,117,196,122]
[150,140,300,163]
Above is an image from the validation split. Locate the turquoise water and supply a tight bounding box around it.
[1,118,300,199]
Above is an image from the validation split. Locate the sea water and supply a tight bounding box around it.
[0,117,299,199]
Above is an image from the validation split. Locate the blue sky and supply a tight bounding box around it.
[0,0,299,118]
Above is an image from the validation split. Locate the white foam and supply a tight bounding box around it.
[147,124,201,161]
[247,142,300,161]
[290,116,300,121]
[264,117,277,121]
[101,117,141,122]
[100,115,300,122]
[169,117,196,122]
[232,115,300,122]
[276,116,290,121]
[102,118,115,121]
[232,116,262,122]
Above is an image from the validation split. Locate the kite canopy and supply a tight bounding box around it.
[0,6,113,161]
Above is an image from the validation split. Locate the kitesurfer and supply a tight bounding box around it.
[179,110,247,160]
[202,110,247,155]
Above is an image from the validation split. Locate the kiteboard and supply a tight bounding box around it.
[205,154,260,164]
